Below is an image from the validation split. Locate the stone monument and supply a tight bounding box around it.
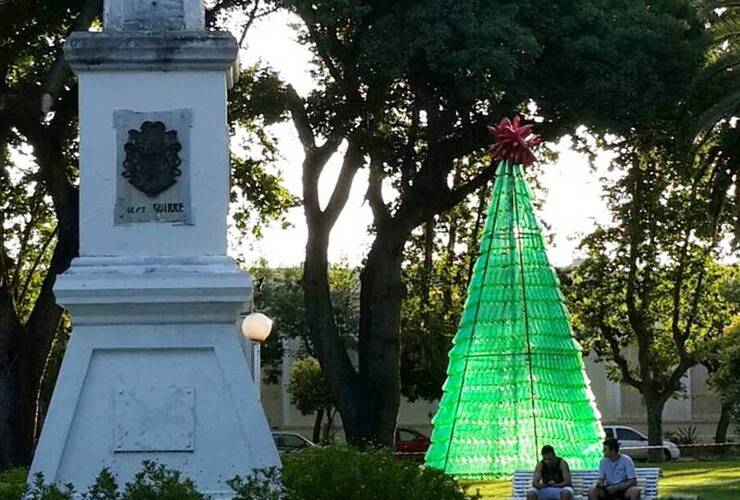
[29,1,280,496]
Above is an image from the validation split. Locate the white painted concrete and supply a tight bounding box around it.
[105,0,205,31]
[77,71,229,257]
[29,1,280,496]
[33,309,277,496]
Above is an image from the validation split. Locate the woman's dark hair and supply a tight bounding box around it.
[603,437,620,452]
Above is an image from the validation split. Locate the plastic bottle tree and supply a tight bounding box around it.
[425,117,603,478]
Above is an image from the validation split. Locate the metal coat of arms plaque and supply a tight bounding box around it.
[123,121,182,197]
[114,109,192,225]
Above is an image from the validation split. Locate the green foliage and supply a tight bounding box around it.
[3,464,202,500]
[25,473,74,500]
[84,469,120,500]
[244,0,712,446]
[229,69,299,241]
[563,122,738,447]
[0,468,27,500]
[251,263,360,382]
[0,148,57,320]
[288,357,333,415]
[229,468,285,500]
[282,446,476,500]
[707,318,740,421]
[257,0,708,154]
[2,451,474,500]
[14,463,204,500]
[401,184,489,402]
[666,425,699,446]
[121,461,205,500]
[691,1,740,134]
[288,356,337,442]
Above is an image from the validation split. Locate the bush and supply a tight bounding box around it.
[120,462,205,500]
[25,473,74,500]
[666,425,699,445]
[0,463,204,500]
[2,447,473,500]
[282,445,474,500]
[229,468,285,500]
[0,468,28,500]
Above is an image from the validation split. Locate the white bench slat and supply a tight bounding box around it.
[511,468,660,500]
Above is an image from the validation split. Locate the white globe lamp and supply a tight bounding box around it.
[241,312,273,343]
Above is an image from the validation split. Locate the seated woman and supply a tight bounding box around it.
[527,445,574,500]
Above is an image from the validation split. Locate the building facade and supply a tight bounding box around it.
[260,351,733,444]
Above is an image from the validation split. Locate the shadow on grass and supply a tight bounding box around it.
[461,460,740,499]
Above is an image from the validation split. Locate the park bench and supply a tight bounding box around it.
[510,468,660,500]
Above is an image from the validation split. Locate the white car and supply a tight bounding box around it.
[604,425,680,461]
[271,431,316,456]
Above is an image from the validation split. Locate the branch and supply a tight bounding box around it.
[305,23,345,86]
[324,141,363,228]
[622,165,655,387]
[16,121,76,218]
[600,320,642,389]
[17,226,58,314]
[1,1,98,125]
[41,0,102,116]
[205,0,245,27]
[682,168,729,341]
[682,249,712,342]
[237,1,280,48]
[439,161,497,214]
[663,356,696,403]
[285,85,317,152]
[366,157,392,229]
[398,118,496,221]
[670,162,712,351]
[436,115,492,163]
[10,190,45,296]
[302,138,343,221]
[400,100,421,193]
[26,191,78,380]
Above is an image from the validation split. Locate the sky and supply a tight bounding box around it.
[233,13,617,269]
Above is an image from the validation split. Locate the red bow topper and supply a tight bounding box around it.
[487,116,542,167]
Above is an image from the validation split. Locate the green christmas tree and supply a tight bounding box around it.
[425,118,603,478]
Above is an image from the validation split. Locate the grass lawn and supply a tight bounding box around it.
[462,459,740,499]
[659,459,740,500]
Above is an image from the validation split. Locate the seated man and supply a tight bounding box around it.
[588,438,641,500]
[526,445,574,500]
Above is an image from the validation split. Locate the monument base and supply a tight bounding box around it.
[30,256,280,497]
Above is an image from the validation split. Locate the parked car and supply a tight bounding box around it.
[395,427,430,455]
[604,425,680,461]
[271,431,316,456]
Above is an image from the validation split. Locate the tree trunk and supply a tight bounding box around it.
[714,401,732,444]
[443,210,458,311]
[355,232,405,447]
[0,297,33,468]
[323,407,336,444]
[0,186,78,468]
[645,395,666,462]
[0,175,37,466]
[302,225,363,441]
[312,407,324,444]
[420,216,435,304]
[9,331,36,468]
[467,187,488,285]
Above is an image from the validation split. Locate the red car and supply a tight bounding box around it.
[394,427,430,455]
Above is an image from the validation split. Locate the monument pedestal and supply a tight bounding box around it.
[29,1,279,495]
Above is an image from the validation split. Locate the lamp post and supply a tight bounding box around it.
[241,313,273,400]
